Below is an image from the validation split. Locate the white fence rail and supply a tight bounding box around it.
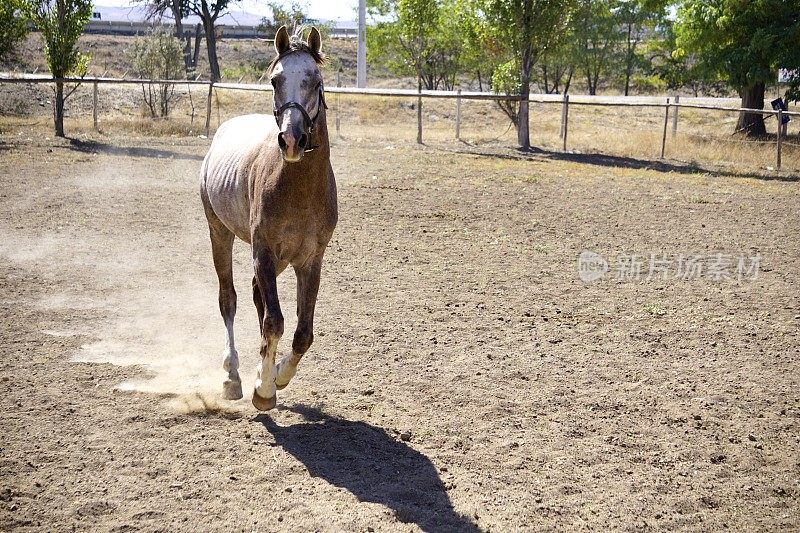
[1,73,796,169]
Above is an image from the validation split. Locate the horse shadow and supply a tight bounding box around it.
[257,405,479,532]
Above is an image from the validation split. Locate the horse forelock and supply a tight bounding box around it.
[268,33,325,76]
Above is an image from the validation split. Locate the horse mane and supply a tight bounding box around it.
[268,27,326,75]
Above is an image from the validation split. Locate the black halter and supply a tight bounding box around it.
[273,86,327,151]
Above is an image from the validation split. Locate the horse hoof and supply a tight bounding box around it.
[222,379,243,400]
[252,390,277,411]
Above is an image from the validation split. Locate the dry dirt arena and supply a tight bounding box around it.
[0,132,798,532]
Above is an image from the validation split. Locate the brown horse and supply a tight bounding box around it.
[199,26,337,410]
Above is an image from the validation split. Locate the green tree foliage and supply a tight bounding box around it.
[675,0,800,136]
[132,26,185,117]
[0,0,30,62]
[367,0,465,90]
[486,0,573,149]
[19,0,92,137]
[260,2,334,40]
[536,33,575,94]
[571,0,618,95]
[262,1,305,34]
[615,0,666,95]
[648,19,728,97]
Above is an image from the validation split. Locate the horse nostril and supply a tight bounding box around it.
[277,132,287,150]
[298,133,308,149]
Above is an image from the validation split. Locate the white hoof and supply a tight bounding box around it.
[222,378,243,400]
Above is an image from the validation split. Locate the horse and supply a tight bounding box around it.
[199,26,337,411]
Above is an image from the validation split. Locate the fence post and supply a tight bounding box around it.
[92,81,98,131]
[660,97,670,159]
[777,109,783,170]
[335,68,341,137]
[559,93,568,139]
[455,89,462,140]
[205,82,213,137]
[562,94,569,152]
[416,79,422,144]
[671,94,679,137]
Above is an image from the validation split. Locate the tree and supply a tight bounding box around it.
[536,37,575,94]
[572,0,619,95]
[133,26,185,117]
[614,0,666,96]
[486,0,573,149]
[0,0,30,62]
[19,0,92,137]
[261,1,305,34]
[178,0,240,82]
[675,0,800,136]
[139,0,200,73]
[649,20,728,97]
[368,0,440,89]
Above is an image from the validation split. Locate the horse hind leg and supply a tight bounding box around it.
[207,216,242,401]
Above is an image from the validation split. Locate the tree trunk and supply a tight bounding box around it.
[564,67,573,95]
[518,49,531,150]
[192,24,203,69]
[736,82,766,136]
[203,17,220,82]
[416,76,422,144]
[54,81,65,137]
[171,0,183,37]
[624,23,633,96]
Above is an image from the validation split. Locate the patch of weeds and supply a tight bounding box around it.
[643,303,667,317]
[532,243,549,254]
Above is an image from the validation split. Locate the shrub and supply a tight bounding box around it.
[132,26,185,118]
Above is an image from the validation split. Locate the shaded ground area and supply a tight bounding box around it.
[0,133,798,531]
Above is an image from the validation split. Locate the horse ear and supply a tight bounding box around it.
[308,26,322,55]
[275,26,290,55]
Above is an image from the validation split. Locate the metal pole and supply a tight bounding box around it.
[562,94,569,152]
[205,82,213,137]
[335,68,341,136]
[455,89,461,140]
[660,97,669,159]
[559,93,567,139]
[777,109,783,170]
[671,94,679,137]
[416,78,422,144]
[92,81,98,131]
[356,0,366,88]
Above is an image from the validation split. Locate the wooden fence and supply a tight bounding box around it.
[1,74,798,170]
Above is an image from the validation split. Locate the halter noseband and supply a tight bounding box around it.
[273,86,327,151]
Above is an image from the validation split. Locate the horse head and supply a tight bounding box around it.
[269,26,327,163]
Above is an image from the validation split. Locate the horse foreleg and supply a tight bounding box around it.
[276,257,322,390]
[252,245,283,411]
[208,222,242,400]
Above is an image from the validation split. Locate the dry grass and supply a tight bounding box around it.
[1,81,798,175]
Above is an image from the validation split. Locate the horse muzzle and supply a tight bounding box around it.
[277,128,309,163]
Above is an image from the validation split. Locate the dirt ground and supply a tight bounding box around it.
[0,130,798,532]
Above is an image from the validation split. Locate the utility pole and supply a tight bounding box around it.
[357,0,367,88]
